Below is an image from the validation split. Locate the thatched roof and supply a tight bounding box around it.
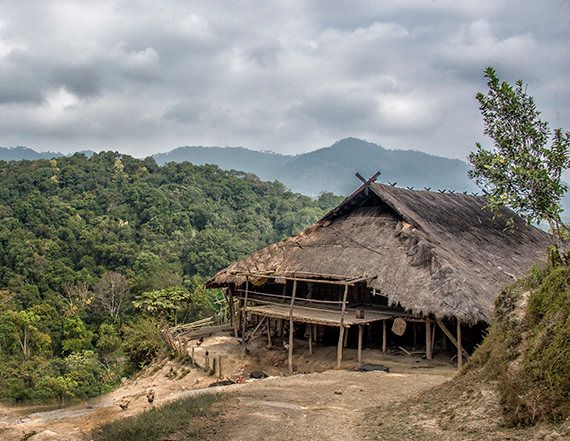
[208,183,551,324]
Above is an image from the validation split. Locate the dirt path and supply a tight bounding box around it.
[0,335,455,440]
[206,369,452,441]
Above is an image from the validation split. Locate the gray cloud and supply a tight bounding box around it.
[0,0,568,158]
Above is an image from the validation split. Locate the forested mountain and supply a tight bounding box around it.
[154,138,478,195]
[0,152,341,403]
[0,146,63,161]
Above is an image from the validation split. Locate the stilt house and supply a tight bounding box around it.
[206,174,550,371]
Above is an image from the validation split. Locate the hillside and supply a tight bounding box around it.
[365,261,570,440]
[154,138,478,195]
[0,152,339,405]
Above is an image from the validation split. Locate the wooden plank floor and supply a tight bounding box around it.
[245,303,392,327]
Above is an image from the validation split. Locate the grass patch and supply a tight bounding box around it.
[92,393,222,441]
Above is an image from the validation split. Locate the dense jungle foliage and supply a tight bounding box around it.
[0,152,342,403]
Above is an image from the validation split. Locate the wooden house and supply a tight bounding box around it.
[206,174,550,371]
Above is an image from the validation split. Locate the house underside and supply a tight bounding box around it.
[226,271,474,372]
[209,176,550,372]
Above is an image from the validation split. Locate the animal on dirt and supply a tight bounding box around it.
[118,400,130,410]
[146,389,155,405]
[196,336,204,346]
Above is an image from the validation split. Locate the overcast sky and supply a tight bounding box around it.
[0,0,568,159]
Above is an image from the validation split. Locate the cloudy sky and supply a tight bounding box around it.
[0,0,568,159]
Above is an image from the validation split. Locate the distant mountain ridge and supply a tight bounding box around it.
[4,138,569,214]
[154,137,478,195]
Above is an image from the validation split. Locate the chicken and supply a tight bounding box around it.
[118,400,130,411]
[146,389,155,405]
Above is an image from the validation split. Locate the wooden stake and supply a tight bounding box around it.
[308,324,313,355]
[343,326,349,347]
[288,280,297,374]
[425,320,433,360]
[382,320,387,353]
[217,355,222,378]
[457,319,463,370]
[357,324,363,366]
[337,284,349,369]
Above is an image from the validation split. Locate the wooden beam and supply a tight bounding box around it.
[357,324,363,366]
[337,284,349,369]
[248,316,267,340]
[457,319,463,370]
[382,320,387,352]
[425,320,433,360]
[288,280,297,374]
[436,319,469,360]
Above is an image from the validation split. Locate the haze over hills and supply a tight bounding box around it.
[153,138,478,195]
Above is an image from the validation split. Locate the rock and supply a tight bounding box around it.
[357,363,390,373]
[28,430,59,441]
[208,379,236,387]
[250,371,269,379]
[334,389,343,395]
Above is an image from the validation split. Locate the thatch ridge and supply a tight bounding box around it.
[208,183,551,324]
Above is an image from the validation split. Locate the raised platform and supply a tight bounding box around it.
[245,303,391,327]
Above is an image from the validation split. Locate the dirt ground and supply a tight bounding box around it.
[0,333,456,441]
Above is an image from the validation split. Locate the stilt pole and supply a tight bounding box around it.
[288,280,297,374]
[336,284,349,369]
[426,320,433,360]
[457,319,463,370]
[382,320,387,353]
[357,324,363,366]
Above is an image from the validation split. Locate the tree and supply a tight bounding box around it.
[93,272,131,321]
[469,67,570,256]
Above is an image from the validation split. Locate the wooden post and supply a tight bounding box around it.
[241,278,249,346]
[337,284,349,369]
[191,346,195,367]
[382,320,387,353]
[308,324,313,355]
[357,324,363,366]
[217,355,222,378]
[266,318,272,347]
[229,286,239,338]
[288,280,297,374]
[457,319,463,370]
[425,320,433,360]
[205,352,210,373]
[343,326,349,347]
